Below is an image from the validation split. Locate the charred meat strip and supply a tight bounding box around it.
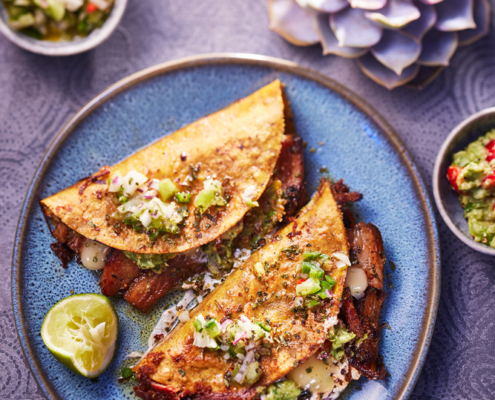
[100,250,142,297]
[275,134,306,220]
[123,254,206,313]
[347,222,385,289]
[331,180,362,228]
[341,222,387,380]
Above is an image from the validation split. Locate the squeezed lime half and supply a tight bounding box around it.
[41,293,119,378]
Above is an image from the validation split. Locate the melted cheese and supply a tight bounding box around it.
[288,354,337,395]
[80,239,110,270]
[345,266,368,299]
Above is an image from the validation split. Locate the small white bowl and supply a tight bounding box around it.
[433,107,495,256]
[0,0,127,56]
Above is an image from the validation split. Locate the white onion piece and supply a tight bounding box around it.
[149,179,160,191]
[108,174,123,192]
[122,170,148,196]
[332,252,351,266]
[346,267,368,299]
[80,239,109,270]
[178,309,190,323]
[139,210,152,228]
[335,260,347,269]
[221,319,233,330]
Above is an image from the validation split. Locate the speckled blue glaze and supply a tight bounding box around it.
[12,55,440,400]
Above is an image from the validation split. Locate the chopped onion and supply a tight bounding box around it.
[240,315,250,323]
[234,351,255,384]
[149,179,160,191]
[122,170,148,196]
[221,319,233,330]
[233,331,247,345]
[178,309,190,323]
[108,174,123,192]
[335,260,347,269]
[332,252,351,266]
[144,190,158,200]
[139,210,152,228]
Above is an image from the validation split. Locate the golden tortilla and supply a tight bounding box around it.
[134,180,349,398]
[41,80,285,254]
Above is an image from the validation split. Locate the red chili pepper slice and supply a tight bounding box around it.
[482,173,495,189]
[447,165,462,192]
[86,2,97,13]
[297,278,306,285]
[485,140,495,162]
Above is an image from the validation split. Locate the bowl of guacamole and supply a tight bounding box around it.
[0,0,127,55]
[434,107,495,255]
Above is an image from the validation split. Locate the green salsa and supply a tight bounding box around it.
[448,129,495,247]
[2,0,114,41]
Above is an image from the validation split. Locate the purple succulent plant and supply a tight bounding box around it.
[269,0,491,89]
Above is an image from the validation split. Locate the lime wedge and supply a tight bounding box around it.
[41,293,118,378]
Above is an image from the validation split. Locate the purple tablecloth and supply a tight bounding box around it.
[1,1,494,399]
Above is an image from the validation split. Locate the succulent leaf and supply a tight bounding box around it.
[417,29,458,66]
[371,30,421,75]
[316,13,369,57]
[358,53,420,89]
[331,7,383,48]
[349,0,387,10]
[406,66,444,89]
[458,0,490,46]
[307,0,349,13]
[419,0,444,4]
[365,0,421,29]
[435,0,475,32]
[268,0,320,46]
[402,2,437,40]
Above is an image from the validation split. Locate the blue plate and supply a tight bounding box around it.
[12,54,440,400]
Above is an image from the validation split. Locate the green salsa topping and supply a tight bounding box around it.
[3,0,114,41]
[265,380,301,400]
[123,251,175,274]
[327,325,356,361]
[448,129,495,247]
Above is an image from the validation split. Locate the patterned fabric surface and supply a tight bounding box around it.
[0,1,494,399]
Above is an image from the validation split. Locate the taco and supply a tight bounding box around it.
[41,80,285,254]
[133,180,352,398]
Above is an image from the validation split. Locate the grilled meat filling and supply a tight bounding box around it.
[341,222,387,380]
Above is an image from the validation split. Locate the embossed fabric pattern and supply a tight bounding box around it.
[0,1,494,399]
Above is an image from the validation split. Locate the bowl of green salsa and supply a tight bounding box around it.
[434,107,495,255]
[0,0,127,55]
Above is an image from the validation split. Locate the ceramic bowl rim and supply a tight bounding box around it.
[0,0,127,56]
[433,106,495,256]
[11,53,441,400]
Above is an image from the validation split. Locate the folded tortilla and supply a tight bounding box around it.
[133,180,349,398]
[41,80,285,254]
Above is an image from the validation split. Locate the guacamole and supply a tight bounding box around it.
[448,129,495,247]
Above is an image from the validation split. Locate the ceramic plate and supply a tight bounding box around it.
[12,54,440,400]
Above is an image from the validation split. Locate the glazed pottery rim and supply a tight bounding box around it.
[0,0,127,56]
[433,106,495,256]
[11,53,441,400]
